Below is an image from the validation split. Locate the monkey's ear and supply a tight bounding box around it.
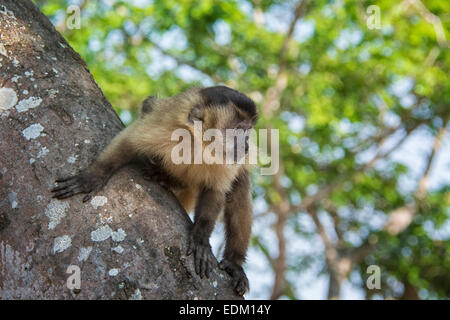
[141,96,157,115]
[188,104,204,124]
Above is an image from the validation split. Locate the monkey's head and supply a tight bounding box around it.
[187,86,258,163]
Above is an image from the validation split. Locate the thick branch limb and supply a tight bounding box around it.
[384,124,446,235]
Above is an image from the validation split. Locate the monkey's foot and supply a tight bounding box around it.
[51,171,107,202]
[187,236,214,279]
[219,259,249,296]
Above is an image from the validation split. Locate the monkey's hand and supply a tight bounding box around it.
[187,235,214,279]
[219,259,249,296]
[51,170,108,202]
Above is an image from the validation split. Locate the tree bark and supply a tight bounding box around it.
[0,0,238,299]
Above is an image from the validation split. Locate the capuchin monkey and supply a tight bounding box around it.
[51,86,257,296]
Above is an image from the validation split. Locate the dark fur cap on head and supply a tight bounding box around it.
[199,86,257,119]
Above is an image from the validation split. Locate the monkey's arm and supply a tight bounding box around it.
[187,187,225,279]
[220,169,253,296]
[52,125,139,202]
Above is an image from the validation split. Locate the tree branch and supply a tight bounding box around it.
[149,40,223,83]
[403,0,450,48]
[384,124,447,234]
[292,116,428,214]
[262,0,310,118]
[267,1,311,299]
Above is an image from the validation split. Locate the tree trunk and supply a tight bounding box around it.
[0,0,238,299]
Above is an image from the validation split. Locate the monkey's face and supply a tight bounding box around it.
[225,112,255,162]
[188,102,257,164]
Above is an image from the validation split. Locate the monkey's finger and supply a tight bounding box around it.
[53,190,76,199]
[204,249,211,278]
[141,170,156,180]
[235,282,245,296]
[52,187,74,198]
[199,252,206,278]
[64,186,86,198]
[159,180,169,189]
[219,260,231,272]
[234,278,249,296]
[51,181,78,192]
[82,188,98,203]
[202,261,208,279]
[51,185,67,193]
[220,263,235,277]
[205,257,211,278]
[203,251,210,279]
[199,261,204,278]
[53,192,76,200]
[194,254,201,276]
[51,186,67,193]
[52,182,81,195]
[52,192,67,199]
[52,184,84,199]
[187,237,194,256]
[82,183,103,203]
[82,193,93,203]
[234,277,243,292]
[198,249,205,278]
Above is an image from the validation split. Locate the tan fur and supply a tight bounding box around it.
[52,86,256,295]
[104,88,250,209]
